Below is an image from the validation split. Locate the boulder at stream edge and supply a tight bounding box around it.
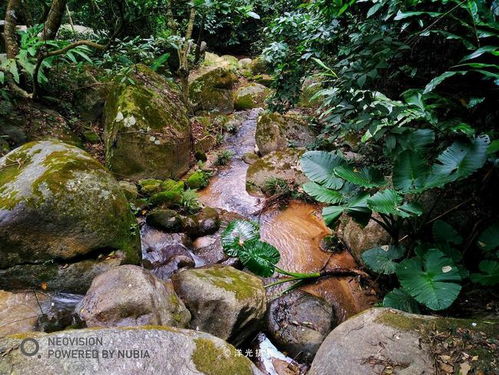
[0,327,264,375]
[308,308,499,375]
[0,140,140,293]
[104,64,192,180]
[172,265,266,346]
[77,265,191,328]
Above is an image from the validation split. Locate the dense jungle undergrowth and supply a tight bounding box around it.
[1,0,498,341]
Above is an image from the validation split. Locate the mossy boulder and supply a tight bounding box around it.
[309,308,499,375]
[246,148,307,195]
[249,56,267,75]
[189,65,237,114]
[146,209,182,232]
[234,83,272,110]
[104,64,192,180]
[255,111,315,156]
[77,265,191,328]
[172,265,267,346]
[0,140,140,292]
[0,326,264,375]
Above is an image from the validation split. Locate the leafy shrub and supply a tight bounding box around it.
[214,150,234,166]
[262,177,290,196]
[300,136,493,310]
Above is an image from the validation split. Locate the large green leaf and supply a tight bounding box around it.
[393,151,428,192]
[396,249,462,310]
[367,190,423,217]
[382,288,421,313]
[300,151,345,189]
[303,182,344,203]
[333,165,385,188]
[239,240,281,277]
[432,220,463,245]
[362,245,405,275]
[322,193,371,226]
[221,220,260,256]
[430,135,490,185]
[470,260,499,286]
[477,222,499,252]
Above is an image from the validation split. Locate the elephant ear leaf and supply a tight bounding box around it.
[303,182,344,203]
[222,220,260,256]
[393,151,428,193]
[477,222,499,252]
[333,165,385,188]
[322,192,371,227]
[239,240,281,277]
[301,151,345,189]
[382,288,421,313]
[367,189,422,218]
[470,260,499,286]
[430,135,489,186]
[362,245,405,275]
[396,249,462,310]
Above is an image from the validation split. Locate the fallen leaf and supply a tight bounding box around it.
[459,362,471,375]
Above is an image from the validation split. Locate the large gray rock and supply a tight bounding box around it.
[338,215,391,263]
[172,265,266,346]
[0,327,264,374]
[309,308,499,375]
[0,290,48,337]
[266,290,334,362]
[0,140,140,292]
[104,64,192,180]
[255,112,314,156]
[77,265,191,328]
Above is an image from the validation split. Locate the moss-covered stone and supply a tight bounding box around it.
[309,308,499,375]
[146,209,182,232]
[234,83,271,110]
[192,338,253,375]
[0,141,140,278]
[172,265,266,345]
[149,190,182,208]
[186,170,209,189]
[255,111,315,156]
[0,326,263,374]
[246,148,306,195]
[138,178,163,195]
[189,65,237,114]
[104,64,192,180]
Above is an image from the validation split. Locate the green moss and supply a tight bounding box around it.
[193,267,262,301]
[161,179,184,193]
[192,338,253,375]
[139,179,163,195]
[186,171,209,189]
[149,190,182,207]
[379,309,496,333]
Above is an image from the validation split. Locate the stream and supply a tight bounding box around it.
[199,109,374,322]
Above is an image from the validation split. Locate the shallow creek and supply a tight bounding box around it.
[199,109,374,322]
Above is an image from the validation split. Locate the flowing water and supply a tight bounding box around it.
[199,109,375,322]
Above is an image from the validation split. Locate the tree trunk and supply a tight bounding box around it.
[4,0,21,58]
[42,0,67,40]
